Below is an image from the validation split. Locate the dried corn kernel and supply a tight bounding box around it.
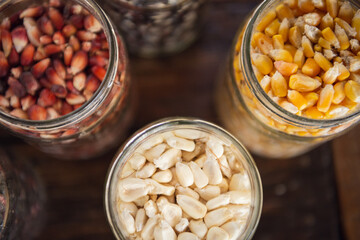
[349,56,360,72]
[269,49,293,62]
[335,17,357,37]
[325,105,350,118]
[272,35,285,49]
[304,24,321,43]
[271,71,288,97]
[333,81,346,104]
[314,44,322,52]
[289,26,302,48]
[302,36,315,57]
[280,100,299,114]
[302,58,321,77]
[336,62,350,80]
[287,90,307,110]
[326,0,338,18]
[253,32,274,55]
[318,37,332,49]
[284,44,297,56]
[304,92,319,108]
[257,10,277,31]
[303,12,322,26]
[305,107,325,119]
[320,13,334,29]
[279,18,290,42]
[314,51,333,71]
[317,84,335,112]
[322,27,340,49]
[276,4,295,20]
[338,1,354,24]
[344,80,360,102]
[289,73,321,92]
[252,53,274,75]
[313,0,326,11]
[334,24,350,50]
[342,97,358,110]
[323,64,340,84]
[274,61,298,76]
[298,0,315,13]
[352,10,360,41]
[260,75,271,92]
[294,48,305,68]
[265,19,281,37]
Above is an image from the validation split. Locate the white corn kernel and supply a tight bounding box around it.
[206,136,224,158]
[173,129,205,139]
[117,178,150,202]
[121,161,135,178]
[218,155,232,178]
[128,153,146,170]
[206,194,231,210]
[178,232,200,240]
[204,207,233,228]
[176,162,194,187]
[137,135,164,153]
[189,219,208,239]
[136,163,156,178]
[161,203,182,227]
[166,135,196,152]
[120,210,136,235]
[156,196,170,212]
[194,154,207,168]
[118,202,138,217]
[195,185,221,201]
[183,143,204,161]
[153,220,177,240]
[228,190,251,204]
[175,218,189,232]
[229,173,251,191]
[203,159,223,185]
[189,161,209,188]
[218,178,229,193]
[141,215,161,240]
[144,143,167,162]
[176,186,200,200]
[144,200,158,218]
[176,195,207,219]
[145,179,175,196]
[133,195,150,207]
[151,169,173,183]
[221,221,243,240]
[154,148,182,170]
[135,208,147,232]
[206,226,230,240]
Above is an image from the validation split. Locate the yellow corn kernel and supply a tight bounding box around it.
[352,10,360,41]
[349,56,360,73]
[280,100,299,114]
[323,65,340,84]
[252,53,274,75]
[287,90,307,110]
[271,71,288,97]
[279,18,290,42]
[302,36,315,58]
[298,0,315,13]
[284,44,297,56]
[341,97,358,110]
[272,34,284,49]
[253,32,274,55]
[333,81,346,104]
[318,37,332,49]
[289,26,301,48]
[322,27,340,49]
[256,10,277,32]
[335,17,357,37]
[304,92,319,108]
[269,49,293,62]
[314,52,333,71]
[314,44,322,52]
[336,62,350,80]
[303,12,322,26]
[326,0,338,18]
[339,2,354,24]
[302,58,321,77]
[334,56,342,63]
[276,4,295,20]
[294,48,305,68]
[344,80,360,102]
[260,75,271,92]
[305,107,325,119]
[320,13,334,30]
[289,73,322,92]
[317,84,335,112]
[325,105,350,118]
[335,24,350,50]
[265,19,281,37]
[285,0,298,8]
[274,61,298,76]
[312,0,326,11]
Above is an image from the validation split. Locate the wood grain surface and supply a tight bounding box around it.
[0,0,358,239]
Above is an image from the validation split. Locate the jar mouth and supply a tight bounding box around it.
[104,117,263,240]
[108,0,194,11]
[237,0,360,129]
[0,0,127,131]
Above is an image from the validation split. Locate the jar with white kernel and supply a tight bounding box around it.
[105,117,262,240]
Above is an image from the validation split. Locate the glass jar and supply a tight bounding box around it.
[0,147,45,240]
[0,0,133,160]
[100,0,208,58]
[216,0,360,159]
[105,117,262,240]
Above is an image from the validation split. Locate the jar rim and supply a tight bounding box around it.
[235,0,360,129]
[0,0,128,131]
[104,117,263,240]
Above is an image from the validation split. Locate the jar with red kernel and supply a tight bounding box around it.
[0,0,133,160]
[216,0,360,158]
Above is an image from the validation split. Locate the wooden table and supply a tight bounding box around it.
[0,0,359,239]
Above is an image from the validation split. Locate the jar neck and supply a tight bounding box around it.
[236,0,360,129]
[0,0,125,131]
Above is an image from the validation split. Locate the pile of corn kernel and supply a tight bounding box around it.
[251,0,360,119]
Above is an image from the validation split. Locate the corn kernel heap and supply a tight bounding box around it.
[251,0,360,119]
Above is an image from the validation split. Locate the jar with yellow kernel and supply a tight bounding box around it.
[216,0,360,158]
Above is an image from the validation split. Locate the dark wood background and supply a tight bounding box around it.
[0,0,359,239]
